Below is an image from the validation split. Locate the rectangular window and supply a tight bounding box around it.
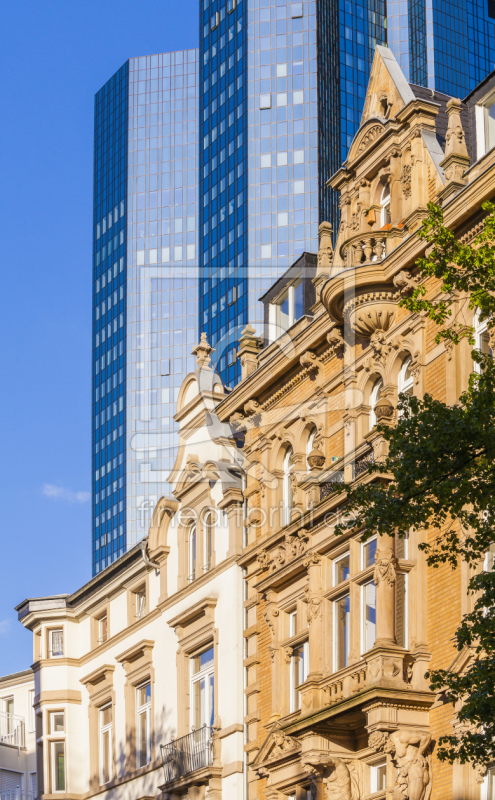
[99,705,113,784]
[289,609,297,637]
[334,552,350,585]
[28,689,35,732]
[362,581,377,652]
[291,3,303,16]
[370,761,387,792]
[50,712,65,733]
[136,683,152,768]
[135,588,146,620]
[396,572,408,648]
[98,615,108,645]
[335,595,350,670]
[2,696,14,734]
[289,641,309,712]
[190,646,214,729]
[259,93,271,109]
[51,741,65,792]
[362,537,377,569]
[49,629,64,658]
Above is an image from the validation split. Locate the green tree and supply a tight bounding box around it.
[335,202,495,768]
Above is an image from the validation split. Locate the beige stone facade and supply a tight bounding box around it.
[0,670,37,800]
[210,47,495,800]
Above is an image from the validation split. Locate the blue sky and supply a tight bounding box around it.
[0,0,197,676]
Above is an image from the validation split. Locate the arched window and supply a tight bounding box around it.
[306,427,316,473]
[474,309,492,373]
[188,524,197,583]
[369,378,383,430]
[398,357,414,398]
[282,447,294,526]
[203,512,213,573]
[380,184,391,227]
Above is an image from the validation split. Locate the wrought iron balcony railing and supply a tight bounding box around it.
[161,725,213,783]
[0,712,25,747]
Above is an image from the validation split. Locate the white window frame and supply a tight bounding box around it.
[28,689,35,732]
[203,513,213,573]
[49,628,64,659]
[333,551,350,586]
[289,640,309,712]
[268,279,303,342]
[136,683,152,768]
[289,609,297,638]
[135,588,146,620]
[361,579,377,654]
[395,571,409,649]
[98,614,108,645]
[188,524,197,583]
[481,766,495,800]
[398,357,414,396]
[190,646,215,731]
[369,379,383,429]
[50,740,66,793]
[282,448,294,526]
[99,703,113,785]
[361,535,378,570]
[380,183,391,227]
[333,594,350,671]
[474,309,492,373]
[370,760,387,793]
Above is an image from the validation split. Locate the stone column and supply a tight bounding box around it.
[374,536,397,646]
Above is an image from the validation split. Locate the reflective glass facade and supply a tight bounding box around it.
[92,51,198,575]
[198,0,386,385]
[388,0,495,95]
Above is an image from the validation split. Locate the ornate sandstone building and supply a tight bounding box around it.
[211,47,495,800]
[14,46,495,800]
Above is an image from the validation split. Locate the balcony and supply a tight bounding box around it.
[0,712,25,748]
[161,725,213,783]
[0,793,34,800]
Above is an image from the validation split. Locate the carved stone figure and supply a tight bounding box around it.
[324,757,361,800]
[371,729,432,800]
[374,547,397,586]
[271,727,297,757]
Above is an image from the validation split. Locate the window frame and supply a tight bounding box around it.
[99,703,113,785]
[203,512,213,573]
[333,593,351,671]
[380,183,391,227]
[361,579,377,654]
[333,551,351,586]
[48,628,64,659]
[398,356,414,398]
[50,740,66,793]
[190,645,215,731]
[136,682,152,769]
[289,640,309,713]
[369,379,383,429]
[370,759,387,793]
[188,524,197,583]
[282,447,294,526]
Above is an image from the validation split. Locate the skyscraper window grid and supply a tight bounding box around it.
[93,63,129,576]
[92,51,198,576]
[199,0,249,387]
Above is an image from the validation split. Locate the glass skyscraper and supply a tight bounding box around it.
[92,1,495,573]
[92,50,198,575]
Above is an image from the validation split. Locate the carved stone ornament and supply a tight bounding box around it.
[300,350,322,377]
[327,325,345,358]
[370,729,432,800]
[356,123,385,154]
[262,529,311,574]
[374,546,397,586]
[374,396,394,422]
[324,756,362,800]
[257,549,271,570]
[343,288,398,338]
[400,163,412,198]
[307,447,325,470]
[393,269,418,296]
[304,588,322,622]
[270,726,298,758]
[263,607,279,641]
[191,332,214,368]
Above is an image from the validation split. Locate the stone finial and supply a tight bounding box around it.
[238,324,263,380]
[192,332,214,369]
[439,98,470,202]
[444,98,469,160]
[307,448,325,471]
[374,396,394,425]
[317,221,333,274]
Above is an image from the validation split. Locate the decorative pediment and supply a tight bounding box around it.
[347,120,387,162]
[253,723,300,768]
[257,529,310,574]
